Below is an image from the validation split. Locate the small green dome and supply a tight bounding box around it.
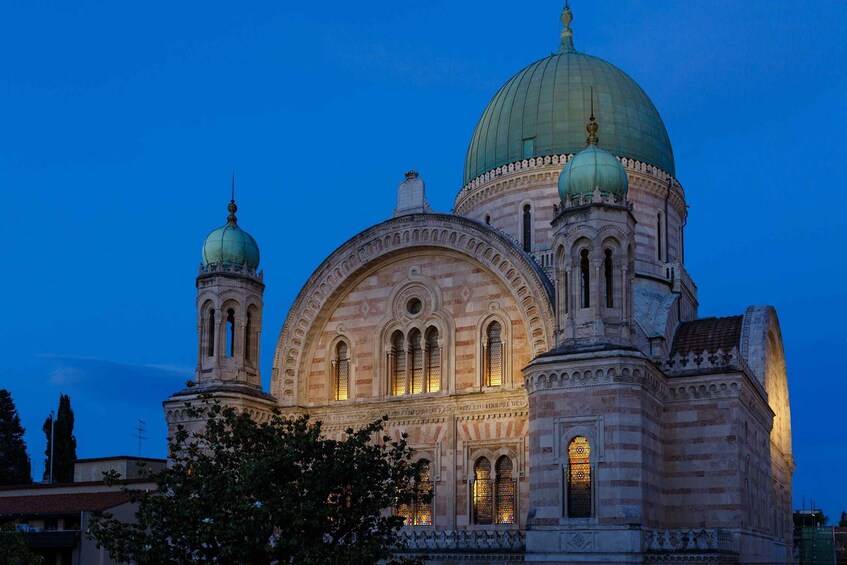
[202,201,260,269]
[463,7,674,185]
[558,142,629,201]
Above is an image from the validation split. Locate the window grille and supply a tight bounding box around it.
[391,332,405,396]
[397,460,433,526]
[473,458,493,525]
[334,342,349,401]
[604,249,614,308]
[486,322,503,387]
[495,456,516,524]
[409,330,423,394]
[567,437,591,518]
[425,328,441,393]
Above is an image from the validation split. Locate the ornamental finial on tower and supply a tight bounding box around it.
[228,173,238,224]
[559,2,577,54]
[587,85,598,144]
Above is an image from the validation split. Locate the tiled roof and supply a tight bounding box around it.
[671,315,743,357]
[0,491,130,516]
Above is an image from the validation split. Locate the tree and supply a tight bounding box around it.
[42,394,77,483]
[89,401,425,564]
[840,511,847,527]
[0,390,32,485]
[0,522,43,564]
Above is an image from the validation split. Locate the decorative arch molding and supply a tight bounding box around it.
[739,305,792,462]
[273,214,556,405]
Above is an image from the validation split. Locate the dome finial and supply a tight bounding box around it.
[227,173,238,224]
[586,85,599,144]
[559,2,577,54]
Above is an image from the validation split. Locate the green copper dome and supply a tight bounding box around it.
[463,8,674,185]
[202,200,260,269]
[558,118,629,201]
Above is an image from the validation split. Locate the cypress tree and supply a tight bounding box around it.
[0,389,32,485]
[43,394,77,483]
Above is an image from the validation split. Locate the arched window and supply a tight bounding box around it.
[206,309,216,357]
[244,312,252,363]
[472,458,493,525]
[567,437,591,518]
[226,309,235,357]
[391,331,406,396]
[580,249,590,308]
[333,341,350,401]
[564,272,569,315]
[522,204,532,252]
[495,456,516,524]
[425,328,441,393]
[484,214,490,225]
[398,460,433,526]
[409,330,423,394]
[604,249,614,308]
[657,213,663,261]
[485,322,503,387]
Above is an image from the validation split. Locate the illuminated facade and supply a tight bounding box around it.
[164,5,794,564]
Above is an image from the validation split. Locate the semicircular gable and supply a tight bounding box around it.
[272,214,555,404]
[740,305,792,461]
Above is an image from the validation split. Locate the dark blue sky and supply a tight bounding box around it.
[2,1,845,519]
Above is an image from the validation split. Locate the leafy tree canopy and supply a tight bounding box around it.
[89,401,425,564]
[0,522,43,564]
[0,390,32,485]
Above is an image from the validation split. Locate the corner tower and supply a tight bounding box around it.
[164,192,276,437]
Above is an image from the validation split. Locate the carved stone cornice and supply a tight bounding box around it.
[454,155,687,219]
[272,214,556,404]
[665,372,775,430]
[524,353,667,402]
[282,389,529,433]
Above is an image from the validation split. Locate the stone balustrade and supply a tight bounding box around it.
[198,261,263,280]
[642,528,737,554]
[395,528,525,552]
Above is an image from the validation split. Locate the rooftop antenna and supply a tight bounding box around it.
[231,172,235,202]
[133,419,147,458]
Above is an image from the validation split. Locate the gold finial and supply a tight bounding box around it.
[558,2,577,54]
[586,85,598,144]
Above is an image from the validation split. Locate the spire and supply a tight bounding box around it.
[586,85,598,144]
[558,2,577,54]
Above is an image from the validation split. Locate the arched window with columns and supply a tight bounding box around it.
[604,249,614,308]
[390,331,406,396]
[206,308,216,357]
[580,249,590,308]
[225,309,236,357]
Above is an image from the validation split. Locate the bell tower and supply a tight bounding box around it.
[552,113,636,346]
[164,191,276,436]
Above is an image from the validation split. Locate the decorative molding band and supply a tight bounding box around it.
[455,155,686,219]
[272,213,556,404]
[525,363,667,401]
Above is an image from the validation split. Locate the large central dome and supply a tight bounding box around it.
[463,12,674,185]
